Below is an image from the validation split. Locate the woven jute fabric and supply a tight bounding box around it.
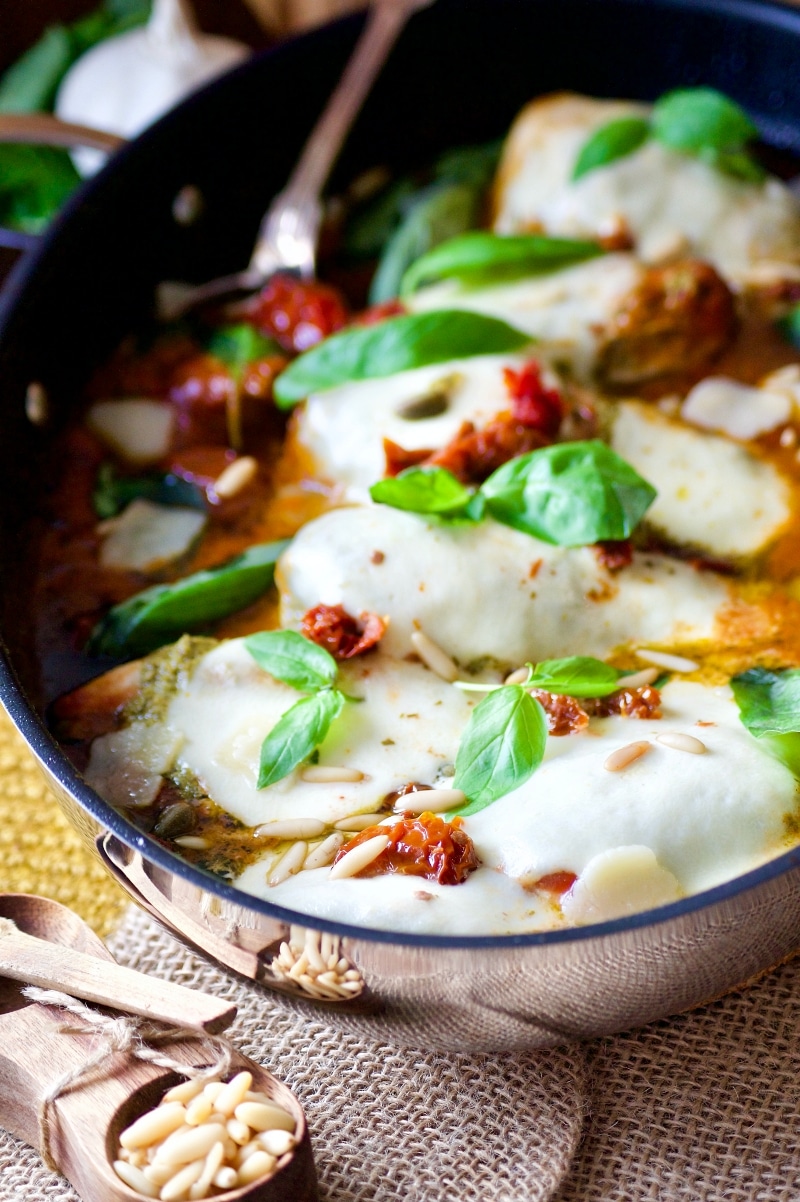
[0,710,797,1200]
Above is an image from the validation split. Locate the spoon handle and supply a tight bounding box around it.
[0,924,236,1033]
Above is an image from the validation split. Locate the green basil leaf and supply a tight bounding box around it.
[257,688,345,789]
[528,656,624,697]
[273,310,530,408]
[88,540,289,658]
[730,667,800,736]
[698,145,766,183]
[0,26,74,113]
[344,177,417,260]
[92,463,205,520]
[479,440,656,546]
[453,686,547,816]
[205,324,282,379]
[370,466,474,516]
[369,182,482,304]
[778,304,800,350]
[0,144,80,234]
[245,630,338,693]
[433,140,503,188]
[572,116,651,181]
[651,87,758,154]
[400,232,604,297]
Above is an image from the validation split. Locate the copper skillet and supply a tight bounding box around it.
[0,0,800,1053]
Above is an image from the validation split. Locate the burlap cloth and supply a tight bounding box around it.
[0,709,797,1201]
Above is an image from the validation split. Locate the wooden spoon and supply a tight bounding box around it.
[0,893,318,1202]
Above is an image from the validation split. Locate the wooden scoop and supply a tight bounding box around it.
[0,893,318,1202]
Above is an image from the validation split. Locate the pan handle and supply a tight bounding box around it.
[0,114,125,255]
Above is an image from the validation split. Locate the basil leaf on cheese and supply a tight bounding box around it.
[572,116,651,181]
[731,667,800,776]
[245,630,338,693]
[400,232,605,297]
[652,87,758,155]
[453,686,547,816]
[527,656,624,697]
[698,145,766,183]
[370,467,474,516]
[273,310,530,408]
[88,540,290,659]
[256,688,346,789]
[479,440,656,546]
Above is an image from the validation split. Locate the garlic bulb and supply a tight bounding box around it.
[56,0,249,175]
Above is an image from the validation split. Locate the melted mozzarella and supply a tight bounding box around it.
[406,254,642,380]
[294,352,539,500]
[278,506,729,665]
[237,680,796,935]
[492,93,800,287]
[609,400,792,559]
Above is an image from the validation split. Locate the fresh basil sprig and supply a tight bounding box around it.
[370,441,656,547]
[454,655,624,697]
[731,667,800,776]
[453,686,547,816]
[244,631,348,788]
[272,310,530,408]
[572,88,764,183]
[399,232,605,297]
[92,463,205,521]
[88,540,290,659]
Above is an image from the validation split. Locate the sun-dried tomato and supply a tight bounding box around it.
[301,603,386,659]
[530,871,578,898]
[591,685,662,720]
[530,690,589,736]
[503,360,564,437]
[426,415,549,484]
[241,354,290,402]
[383,438,434,477]
[382,782,433,808]
[247,273,349,353]
[333,811,479,885]
[594,540,634,572]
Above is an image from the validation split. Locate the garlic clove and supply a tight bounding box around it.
[55,0,249,176]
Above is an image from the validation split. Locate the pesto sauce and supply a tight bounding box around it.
[124,634,218,725]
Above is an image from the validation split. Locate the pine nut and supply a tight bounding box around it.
[154,1123,227,1167]
[410,630,459,682]
[268,841,308,886]
[143,1163,174,1186]
[160,1159,204,1201]
[258,1129,296,1157]
[393,787,465,814]
[184,1095,213,1126]
[333,813,387,831]
[615,667,660,689]
[113,1160,158,1197]
[504,667,530,685]
[173,836,211,850]
[329,833,390,879]
[212,1071,252,1117]
[202,1082,224,1103]
[227,1119,251,1145]
[238,1151,278,1185]
[212,1167,238,1190]
[635,649,699,673]
[163,1081,204,1105]
[254,817,326,840]
[780,426,798,448]
[213,455,257,499]
[300,765,365,783]
[189,1143,225,1200]
[120,1102,187,1149]
[656,731,707,754]
[603,740,651,772]
[303,832,344,870]
[234,1101,295,1133]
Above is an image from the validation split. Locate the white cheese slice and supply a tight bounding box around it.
[277,505,729,666]
[294,351,540,501]
[98,499,207,572]
[87,398,175,465]
[405,254,642,380]
[560,846,684,925]
[609,400,792,560]
[681,377,792,440]
[492,93,800,287]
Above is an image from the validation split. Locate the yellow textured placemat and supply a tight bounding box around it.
[0,706,128,937]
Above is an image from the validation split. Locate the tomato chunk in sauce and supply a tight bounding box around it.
[333,811,480,885]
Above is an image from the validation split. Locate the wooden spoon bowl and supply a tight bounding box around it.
[0,893,318,1202]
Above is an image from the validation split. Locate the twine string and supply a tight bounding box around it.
[22,986,235,1174]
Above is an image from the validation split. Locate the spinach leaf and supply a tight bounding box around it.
[245,630,338,693]
[256,689,345,789]
[400,232,604,297]
[453,686,547,816]
[527,656,624,697]
[273,310,530,407]
[92,463,205,520]
[369,182,481,304]
[572,116,651,181]
[87,540,289,658]
[370,467,474,516]
[479,440,656,546]
[651,87,759,154]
